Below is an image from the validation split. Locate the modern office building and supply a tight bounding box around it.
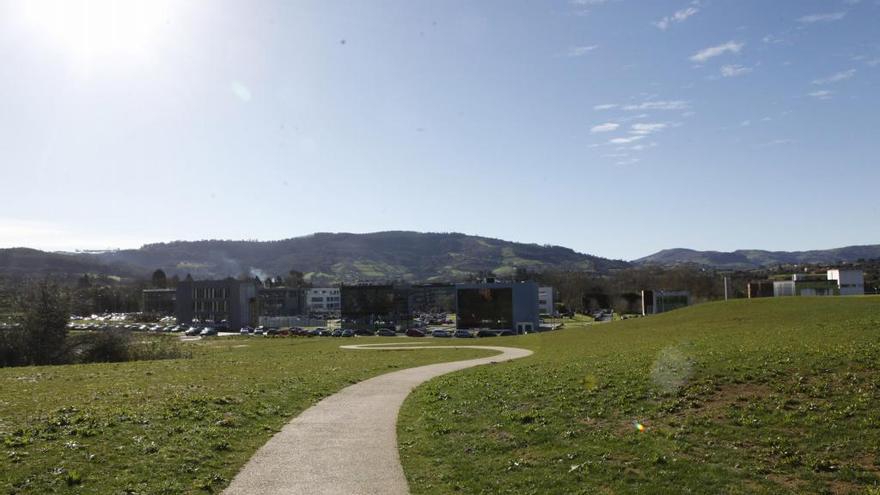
[258,287,305,316]
[538,286,555,315]
[175,279,258,330]
[409,283,456,313]
[773,273,838,297]
[142,288,176,315]
[305,287,341,313]
[641,290,690,315]
[827,269,865,296]
[455,281,539,333]
[340,284,411,326]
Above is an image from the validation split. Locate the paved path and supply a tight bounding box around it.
[223,343,533,495]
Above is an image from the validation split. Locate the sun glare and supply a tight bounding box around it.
[19,0,175,73]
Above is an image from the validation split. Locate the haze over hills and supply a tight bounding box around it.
[634,245,880,270]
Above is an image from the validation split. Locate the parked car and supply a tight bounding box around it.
[199,327,217,337]
[341,329,354,338]
[241,326,254,334]
[184,326,201,336]
[331,329,343,337]
[476,330,497,338]
[453,329,473,338]
[354,329,374,336]
[376,329,396,337]
[432,329,451,338]
[406,328,426,337]
[254,327,264,336]
[265,328,279,337]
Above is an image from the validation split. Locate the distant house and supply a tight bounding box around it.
[827,269,865,296]
[769,269,864,297]
[641,290,690,315]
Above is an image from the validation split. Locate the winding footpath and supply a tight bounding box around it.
[223,343,533,495]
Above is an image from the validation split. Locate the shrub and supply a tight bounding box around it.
[0,328,26,367]
[71,330,132,363]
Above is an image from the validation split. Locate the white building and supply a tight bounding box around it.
[538,287,555,315]
[827,270,865,296]
[306,287,340,313]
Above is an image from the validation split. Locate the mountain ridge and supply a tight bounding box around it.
[634,244,880,269]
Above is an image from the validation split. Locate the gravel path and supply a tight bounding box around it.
[223,343,533,495]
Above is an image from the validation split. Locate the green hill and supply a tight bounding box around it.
[635,245,880,269]
[89,231,628,283]
[400,296,880,493]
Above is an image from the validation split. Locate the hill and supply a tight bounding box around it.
[634,244,880,269]
[0,231,625,283]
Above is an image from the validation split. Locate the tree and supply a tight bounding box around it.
[17,281,70,365]
[151,269,167,289]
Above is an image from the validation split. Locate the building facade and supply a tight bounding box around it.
[409,283,456,313]
[641,290,690,315]
[142,288,176,315]
[340,284,411,326]
[305,288,341,313]
[175,279,258,330]
[258,287,306,316]
[538,286,555,315]
[827,270,864,296]
[455,281,539,333]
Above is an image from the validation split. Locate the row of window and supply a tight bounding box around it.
[193,288,229,299]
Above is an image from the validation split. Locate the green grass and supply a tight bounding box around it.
[0,337,491,494]
[398,297,880,494]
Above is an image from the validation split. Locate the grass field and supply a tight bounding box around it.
[399,297,880,494]
[0,337,491,494]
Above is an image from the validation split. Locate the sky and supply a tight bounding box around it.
[0,0,878,261]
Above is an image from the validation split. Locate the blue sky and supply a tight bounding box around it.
[0,0,878,260]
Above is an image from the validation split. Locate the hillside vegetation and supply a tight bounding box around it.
[399,296,880,494]
[91,231,627,282]
[636,245,880,269]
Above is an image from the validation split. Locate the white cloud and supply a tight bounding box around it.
[566,45,599,57]
[690,41,744,63]
[761,139,795,147]
[867,59,880,67]
[593,103,617,110]
[616,157,642,166]
[797,12,846,23]
[808,90,834,99]
[571,0,609,4]
[654,6,699,30]
[623,100,689,111]
[812,69,856,85]
[720,64,752,77]
[609,135,646,145]
[630,122,667,135]
[590,122,620,133]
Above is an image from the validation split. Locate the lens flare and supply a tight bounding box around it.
[633,421,646,432]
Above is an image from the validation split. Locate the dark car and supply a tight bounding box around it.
[453,329,474,338]
[199,327,217,337]
[376,329,396,337]
[406,328,426,337]
[265,328,279,337]
[184,326,201,336]
[341,329,354,338]
[354,329,375,336]
[331,329,343,337]
[432,329,451,338]
[477,330,497,338]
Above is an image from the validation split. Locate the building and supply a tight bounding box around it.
[409,283,456,313]
[175,279,258,330]
[340,284,411,326]
[258,287,305,316]
[455,281,539,333]
[747,281,775,299]
[305,288,341,313]
[641,290,690,315]
[827,269,864,296]
[773,273,839,297]
[538,286,555,315]
[142,288,176,315]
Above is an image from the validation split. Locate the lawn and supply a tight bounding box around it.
[0,337,492,494]
[398,297,880,494]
